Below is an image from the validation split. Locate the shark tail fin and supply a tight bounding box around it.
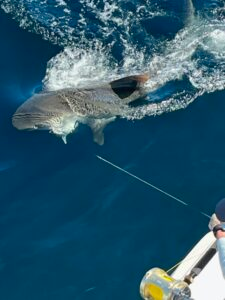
[110,73,150,103]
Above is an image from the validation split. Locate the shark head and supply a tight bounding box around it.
[12,91,79,143]
[12,92,59,131]
[12,112,51,131]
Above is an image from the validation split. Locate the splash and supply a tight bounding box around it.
[0,0,165,47]
[43,44,118,91]
[2,0,225,121]
[43,8,225,120]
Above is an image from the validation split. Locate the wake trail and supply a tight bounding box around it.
[2,0,225,120]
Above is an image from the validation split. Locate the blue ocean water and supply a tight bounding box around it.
[1,0,225,299]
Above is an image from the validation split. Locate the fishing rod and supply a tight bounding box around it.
[96,155,210,219]
[96,155,223,300]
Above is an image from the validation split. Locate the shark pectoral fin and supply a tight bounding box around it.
[89,117,116,146]
[62,135,67,144]
[93,129,104,146]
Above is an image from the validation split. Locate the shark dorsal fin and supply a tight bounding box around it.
[110,74,149,99]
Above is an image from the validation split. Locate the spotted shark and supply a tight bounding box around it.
[12,74,149,145]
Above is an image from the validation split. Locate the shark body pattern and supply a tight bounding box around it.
[12,74,149,145]
[12,0,195,145]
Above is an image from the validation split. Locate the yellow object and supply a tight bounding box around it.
[140,268,191,300]
[145,283,163,300]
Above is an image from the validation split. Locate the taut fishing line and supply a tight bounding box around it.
[96,155,210,219]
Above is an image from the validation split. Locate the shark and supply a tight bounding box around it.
[12,74,149,145]
[12,0,195,145]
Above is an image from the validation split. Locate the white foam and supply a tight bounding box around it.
[1,0,166,46]
[3,0,225,121]
[56,0,66,7]
[43,11,225,120]
[43,45,118,91]
[1,0,75,45]
[203,29,225,56]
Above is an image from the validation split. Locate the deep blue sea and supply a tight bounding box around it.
[1,0,225,299]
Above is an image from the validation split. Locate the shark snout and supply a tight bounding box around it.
[12,111,51,131]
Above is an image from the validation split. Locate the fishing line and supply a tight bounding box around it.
[96,155,210,219]
[166,249,211,274]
